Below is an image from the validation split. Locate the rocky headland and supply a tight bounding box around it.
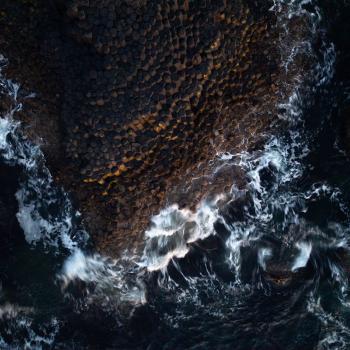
[0,0,284,256]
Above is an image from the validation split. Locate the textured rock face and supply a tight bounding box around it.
[58,0,279,255]
[1,0,280,256]
[0,0,63,165]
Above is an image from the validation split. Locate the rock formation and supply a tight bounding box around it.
[0,0,281,256]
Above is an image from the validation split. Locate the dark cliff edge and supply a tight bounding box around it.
[0,0,283,256]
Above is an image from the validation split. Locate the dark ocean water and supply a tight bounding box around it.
[1,0,350,349]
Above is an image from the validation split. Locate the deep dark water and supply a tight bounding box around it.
[1,1,350,349]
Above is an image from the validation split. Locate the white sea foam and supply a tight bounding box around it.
[258,248,273,270]
[60,249,146,311]
[0,303,33,319]
[141,0,337,284]
[307,293,350,350]
[141,196,224,272]
[0,57,85,252]
[222,0,337,280]
[0,54,148,345]
[0,315,59,350]
[291,241,312,271]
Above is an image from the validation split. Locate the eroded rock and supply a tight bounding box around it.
[1,0,283,257]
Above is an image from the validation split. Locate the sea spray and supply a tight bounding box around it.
[141,195,225,272]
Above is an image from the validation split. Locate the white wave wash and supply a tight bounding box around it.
[0,55,147,346]
[221,0,338,281]
[291,241,312,271]
[307,294,350,350]
[139,0,340,288]
[1,316,60,350]
[0,57,70,349]
[258,248,273,270]
[0,303,33,320]
[229,2,350,348]
[0,57,84,251]
[60,249,146,311]
[141,5,350,344]
[141,195,225,271]
[272,2,350,348]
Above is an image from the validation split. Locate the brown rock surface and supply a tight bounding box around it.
[0,0,282,257]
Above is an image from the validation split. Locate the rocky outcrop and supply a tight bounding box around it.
[0,0,281,256]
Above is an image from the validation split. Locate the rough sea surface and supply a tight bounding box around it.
[1,0,350,349]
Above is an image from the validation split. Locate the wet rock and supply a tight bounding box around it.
[1,0,286,257]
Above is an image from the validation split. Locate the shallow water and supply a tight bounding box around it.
[1,0,350,349]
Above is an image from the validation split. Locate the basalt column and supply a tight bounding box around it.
[57,0,279,256]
